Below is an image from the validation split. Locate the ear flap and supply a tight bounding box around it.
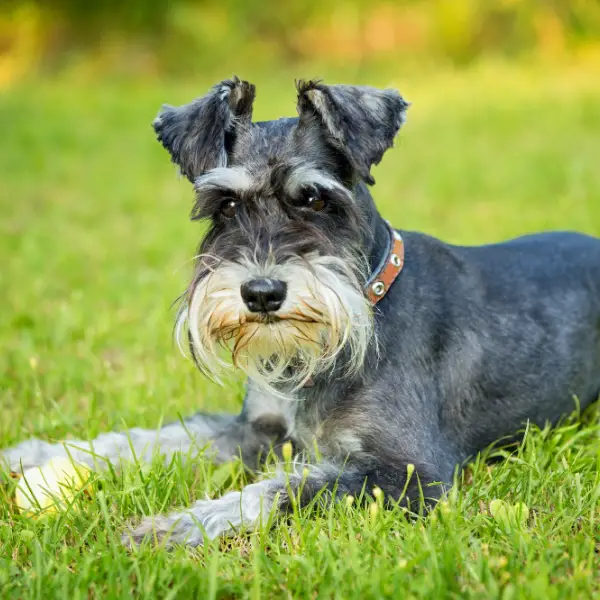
[153,77,255,182]
[296,80,409,185]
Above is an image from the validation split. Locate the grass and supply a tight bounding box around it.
[1,59,600,598]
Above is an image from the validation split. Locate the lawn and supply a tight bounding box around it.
[1,60,600,598]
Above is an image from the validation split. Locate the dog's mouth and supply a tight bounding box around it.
[244,313,320,325]
[206,311,322,341]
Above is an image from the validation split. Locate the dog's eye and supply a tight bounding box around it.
[298,191,327,212]
[306,195,326,212]
[220,198,238,218]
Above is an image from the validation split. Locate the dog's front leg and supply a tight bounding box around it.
[2,382,294,473]
[0,413,240,472]
[1,409,288,473]
[123,459,446,548]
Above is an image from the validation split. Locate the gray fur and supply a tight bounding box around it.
[121,461,366,549]
[154,77,255,181]
[4,78,600,550]
[296,80,410,184]
[1,414,235,471]
[122,476,285,548]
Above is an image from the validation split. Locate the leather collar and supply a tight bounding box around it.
[365,221,404,304]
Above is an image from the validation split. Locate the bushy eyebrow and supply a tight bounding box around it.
[283,165,350,198]
[194,166,253,195]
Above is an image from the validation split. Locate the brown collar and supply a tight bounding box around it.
[365,221,405,304]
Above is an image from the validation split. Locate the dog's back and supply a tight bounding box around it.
[391,230,600,459]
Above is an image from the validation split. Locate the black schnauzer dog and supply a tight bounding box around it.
[4,78,600,548]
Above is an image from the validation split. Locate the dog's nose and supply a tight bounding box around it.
[240,278,287,313]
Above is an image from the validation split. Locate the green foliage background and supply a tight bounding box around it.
[1,2,600,598]
[2,0,600,83]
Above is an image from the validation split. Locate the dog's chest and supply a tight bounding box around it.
[243,382,364,460]
[243,384,298,435]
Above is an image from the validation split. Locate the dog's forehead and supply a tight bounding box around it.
[230,118,298,167]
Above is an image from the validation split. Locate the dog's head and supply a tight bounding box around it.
[154,77,409,390]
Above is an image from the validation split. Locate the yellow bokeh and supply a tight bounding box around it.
[0,1,599,87]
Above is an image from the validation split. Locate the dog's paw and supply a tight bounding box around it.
[121,512,205,549]
[121,491,255,550]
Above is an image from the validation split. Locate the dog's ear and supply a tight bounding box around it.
[296,80,409,185]
[153,77,255,182]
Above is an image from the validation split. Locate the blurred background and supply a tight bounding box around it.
[1,0,600,83]
[1,1,600,438]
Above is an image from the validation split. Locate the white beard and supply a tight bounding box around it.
[176,253,374,393]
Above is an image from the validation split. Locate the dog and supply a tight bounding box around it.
[3,77,600,549]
